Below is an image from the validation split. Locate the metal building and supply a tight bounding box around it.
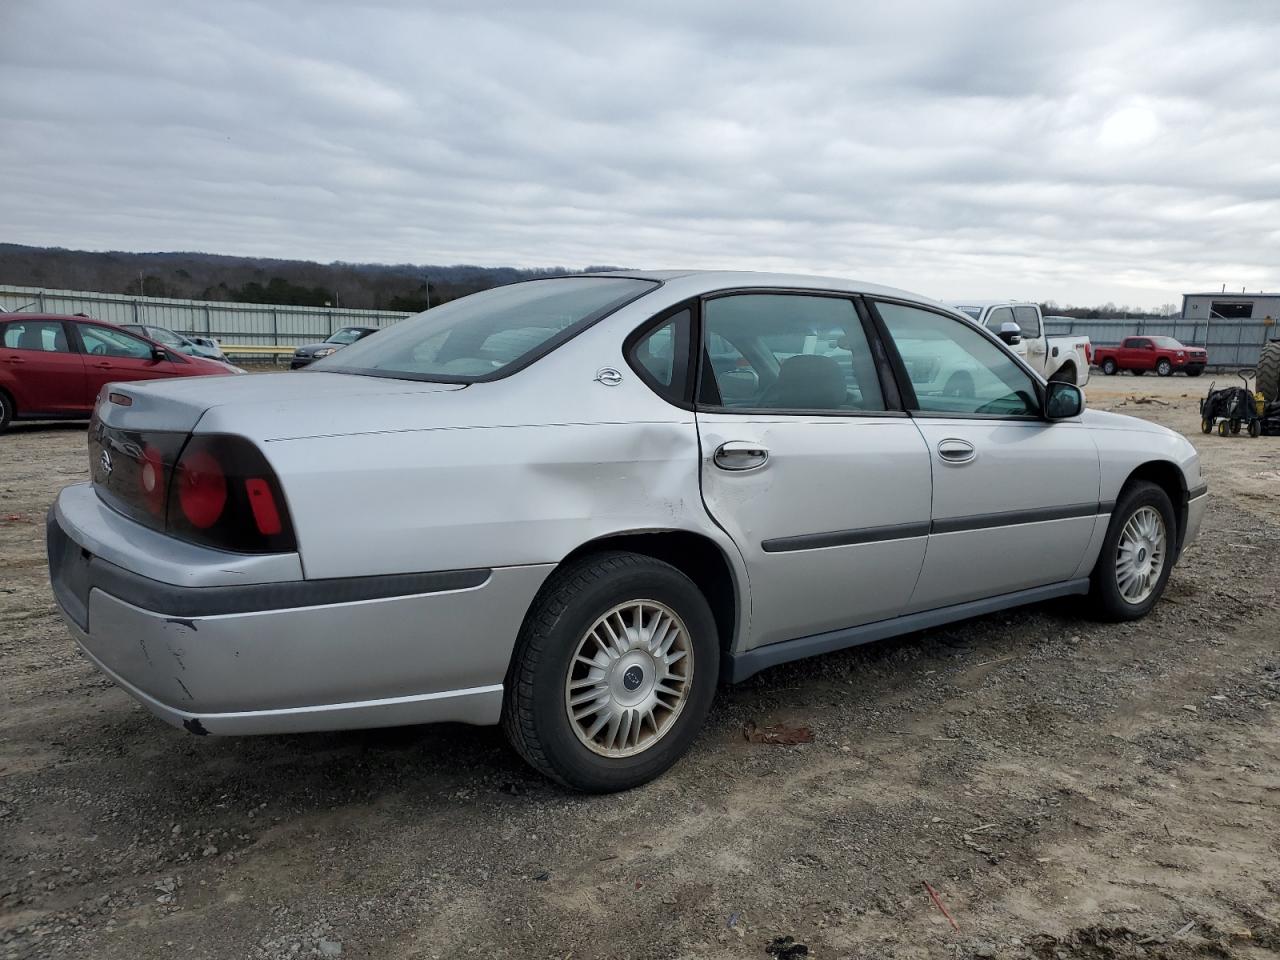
[1182,292,1280,322]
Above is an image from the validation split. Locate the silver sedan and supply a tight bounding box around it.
[47,272,1207,791]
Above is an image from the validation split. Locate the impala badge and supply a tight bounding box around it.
[594,367,623,387]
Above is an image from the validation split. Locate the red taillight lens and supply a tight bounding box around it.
[176,448,228,529]
[163,435,297,554]
[245,478,283,535]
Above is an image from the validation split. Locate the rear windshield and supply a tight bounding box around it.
[312,277,658,382]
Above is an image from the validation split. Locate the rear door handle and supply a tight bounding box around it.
[937,438,976,464]
[5,357,23,364]
[713,441,769,471]
[93,362,113,368]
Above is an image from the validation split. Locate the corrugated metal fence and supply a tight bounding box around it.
[0,285,411,353]
[1044,317,1278,369]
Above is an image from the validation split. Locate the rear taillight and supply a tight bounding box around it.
[140,443,167,516]
[90,426,295,554]
[165,435,297,553]
[1085,343,1093,363]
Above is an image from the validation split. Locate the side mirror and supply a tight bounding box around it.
[997,321,1022,346]
[151,346,167,362]
[1045,381,1084,420]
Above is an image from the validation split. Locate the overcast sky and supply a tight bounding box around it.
[2,0,1278,308]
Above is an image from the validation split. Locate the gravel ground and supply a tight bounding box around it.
[2,374,1278,960]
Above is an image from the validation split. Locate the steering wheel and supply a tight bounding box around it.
[90,344,107,356]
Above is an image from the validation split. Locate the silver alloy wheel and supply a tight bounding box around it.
[1115,505,1167,604]
[565,599,694,758]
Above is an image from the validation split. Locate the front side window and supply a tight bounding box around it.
[985,306,1015,333]
[314,277,658,381]
[78,325,155,359]
[698,294,885,412]
[1,321,71,353]
[1012,305,1041,338]
[875,302,1038,417]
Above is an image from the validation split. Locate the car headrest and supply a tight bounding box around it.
[764,354,847,409]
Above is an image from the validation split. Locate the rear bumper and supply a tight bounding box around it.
[48,488,552,735]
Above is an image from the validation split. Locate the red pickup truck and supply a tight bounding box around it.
[1094,336,1207,377]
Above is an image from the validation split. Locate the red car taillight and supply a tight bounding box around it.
[165,435,297,553]
[90,425,296,554]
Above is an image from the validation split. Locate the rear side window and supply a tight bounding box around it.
[698,294,885,412]
[2,321,72,352]
[629,308,691,404]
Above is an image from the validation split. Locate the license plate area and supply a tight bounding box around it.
[47,514,92,631]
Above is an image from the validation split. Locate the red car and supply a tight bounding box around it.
[0,314,238,432]
[1093,336,1208,377]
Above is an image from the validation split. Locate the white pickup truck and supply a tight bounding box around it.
[947,300,1091,386]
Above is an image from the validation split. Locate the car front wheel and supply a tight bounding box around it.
[1101,359,1117,375]
[1090,481,1176,621]
[502,551,719,792]
[1156,358,1172,376]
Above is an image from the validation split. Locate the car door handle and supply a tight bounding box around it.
[4,356,23,364]
[93,361,113,368]
[713,441,769,471]
[937,438,976,464]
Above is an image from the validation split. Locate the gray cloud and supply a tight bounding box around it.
[1,0,1277,307]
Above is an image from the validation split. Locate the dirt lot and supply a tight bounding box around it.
[2,372,1278,960]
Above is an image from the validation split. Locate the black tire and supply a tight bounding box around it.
[1230,419,1241,435]
[0,390,11,433]
[1248,419,1261,438]
[1218,420,1230,436]
[1201,417,1213,434]
[1101,359,1117,375]
[1090,481,1177,621]
[502,551,719,792]
[1156,359,1172,376]
[1258,341,1280,403]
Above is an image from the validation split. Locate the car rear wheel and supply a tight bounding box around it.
[1101,359,1117,375]
[1156,358,1172,376]
[502,551,718,792]
[1090,481,1176,621]
[0,389,12,433]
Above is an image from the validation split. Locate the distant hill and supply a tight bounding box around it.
[0,243,630,311]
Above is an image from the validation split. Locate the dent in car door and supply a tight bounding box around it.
[693,292,933,652]
[872,300,1101,611]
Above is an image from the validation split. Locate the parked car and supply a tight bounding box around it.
[120,323,228,362]
[0,314,241,432]
[947,301,1091,386]
[1093,337,1207,377]
[290,326,379,369]
[47,273,1206,791]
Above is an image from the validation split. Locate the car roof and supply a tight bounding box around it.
[943,299,1038,309]
[592,269,957,307]
[0,312,102,322]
